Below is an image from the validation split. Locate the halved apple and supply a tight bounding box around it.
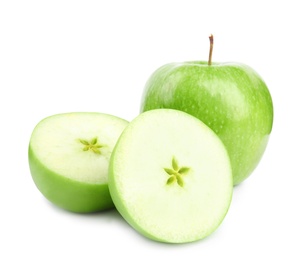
[109,109,233,243]
[29,112,128,213]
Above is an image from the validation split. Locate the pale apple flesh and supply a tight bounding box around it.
[28,112,128,213]
[109,109,233,243]
[29,148,113,212]
[141,62,273,185]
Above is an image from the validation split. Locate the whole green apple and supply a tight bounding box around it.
[140,38,273,185]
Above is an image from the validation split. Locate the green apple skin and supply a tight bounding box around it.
[29,147,113,213]
[141,61,273,185]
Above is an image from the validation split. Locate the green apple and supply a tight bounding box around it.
[140,37,273,185]
[28,112,128,213]
[109,109,233,243]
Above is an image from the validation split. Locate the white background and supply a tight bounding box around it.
[1,0,307,259]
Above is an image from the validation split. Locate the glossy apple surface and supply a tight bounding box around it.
[29,112,128,212]
[141,62,273,185]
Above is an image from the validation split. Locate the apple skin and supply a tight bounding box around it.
[29,147,113,213]
[140,61,273,185]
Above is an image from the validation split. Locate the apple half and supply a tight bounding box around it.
[28,112,128,213]
[109,109,233,243]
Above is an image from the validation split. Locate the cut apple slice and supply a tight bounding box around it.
[109,109,233,243]
[29,112,128,213]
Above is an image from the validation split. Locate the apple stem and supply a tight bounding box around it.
[208,34,214,66]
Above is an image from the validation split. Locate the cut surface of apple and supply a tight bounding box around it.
[109,109,233,243]
[29,112,128,213]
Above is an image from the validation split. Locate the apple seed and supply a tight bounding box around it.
[164,157,190,187]
[79,137,106,155]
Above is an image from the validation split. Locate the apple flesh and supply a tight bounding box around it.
[109,109,233,243]
[140,62,273,185]
[28,112,128,213]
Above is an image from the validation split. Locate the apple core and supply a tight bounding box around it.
[164,157,190,187]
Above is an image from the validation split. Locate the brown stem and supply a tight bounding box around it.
[208,34,214,66]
